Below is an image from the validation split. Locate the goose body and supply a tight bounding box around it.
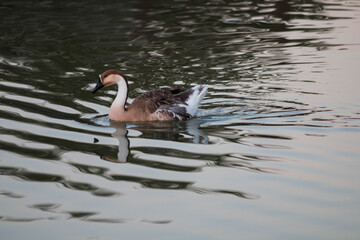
[92,69,208,122]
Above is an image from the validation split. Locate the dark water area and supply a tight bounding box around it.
[1,0,360,239]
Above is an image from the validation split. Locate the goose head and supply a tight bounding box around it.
[92,69,128,94]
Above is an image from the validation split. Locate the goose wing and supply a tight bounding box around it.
[129,87,191,120]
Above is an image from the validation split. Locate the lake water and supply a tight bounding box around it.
[1,0,360,239]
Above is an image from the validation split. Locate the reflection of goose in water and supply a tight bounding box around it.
[102,126,129,163]
[185,120,209,144]
[95,119,209,163]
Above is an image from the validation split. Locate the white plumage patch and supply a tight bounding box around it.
[184,85,208,116]
[153,109,184,120]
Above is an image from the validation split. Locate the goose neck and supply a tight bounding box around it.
[110,80,128,113]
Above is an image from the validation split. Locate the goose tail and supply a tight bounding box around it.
[184,84,208,117]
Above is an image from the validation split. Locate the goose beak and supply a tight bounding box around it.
[92,75,104,94]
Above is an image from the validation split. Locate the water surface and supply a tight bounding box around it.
[1,0,360,239]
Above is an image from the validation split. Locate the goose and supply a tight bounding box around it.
[91,69,208,122]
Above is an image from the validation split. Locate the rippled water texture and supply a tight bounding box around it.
[1,0,360,239]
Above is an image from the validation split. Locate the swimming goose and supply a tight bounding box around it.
[91,69,208,122]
